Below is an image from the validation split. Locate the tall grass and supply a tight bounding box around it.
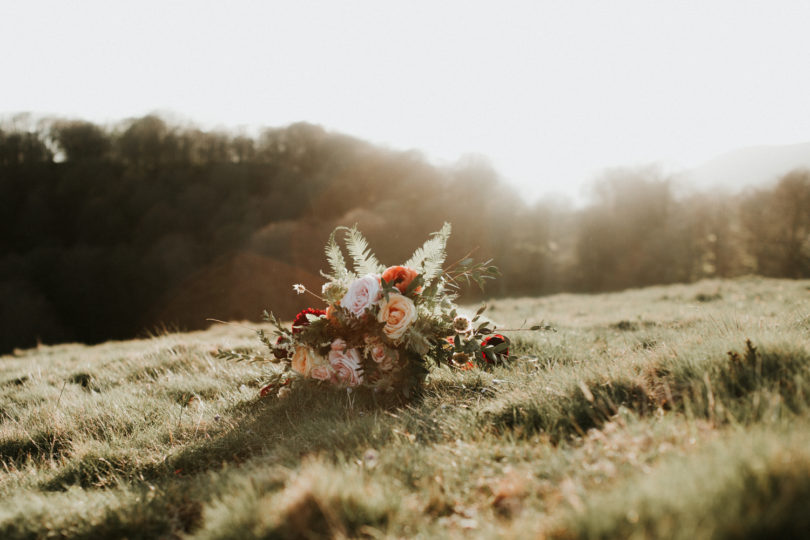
[1,276,808,538]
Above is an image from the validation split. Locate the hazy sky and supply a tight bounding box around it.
[3,1,810,202]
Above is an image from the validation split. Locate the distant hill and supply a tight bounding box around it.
[678,142,810,192]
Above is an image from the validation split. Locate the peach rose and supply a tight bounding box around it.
[382,266,420,294]
[377,293,417,341]
[340,274,382,317]
[328,348,363,387]
[291,346,321,377]
[310,363,335,382]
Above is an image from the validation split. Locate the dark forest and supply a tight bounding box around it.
[1,114,808,353]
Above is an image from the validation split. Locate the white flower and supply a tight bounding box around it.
[293,283,306,295]
[340,274,382,317]
[453,315,473,334]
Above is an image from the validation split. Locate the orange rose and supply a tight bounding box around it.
[381,266,420,294]
[377,293,417,341]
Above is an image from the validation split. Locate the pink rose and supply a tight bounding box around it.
[328,348,364,387]
[340,274,382,317]
[331,338,347,351]
[369,342,399,372]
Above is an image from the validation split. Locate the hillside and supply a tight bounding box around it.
[678,141,810,192]
[1,277,810,538]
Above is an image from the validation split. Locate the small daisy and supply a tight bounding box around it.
[292,283,306,295]
[453,315,473,334]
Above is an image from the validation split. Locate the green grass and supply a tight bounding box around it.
[1,276,809,539]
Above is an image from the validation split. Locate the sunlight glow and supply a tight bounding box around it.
[2,0,809,203]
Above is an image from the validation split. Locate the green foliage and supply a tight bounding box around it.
[446,257,501,292]
[323,228,352,282]
[404,222,452,284]
[338,224,385,275]
[402,325,433,357]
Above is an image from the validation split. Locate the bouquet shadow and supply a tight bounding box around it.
[37,383,420,494]
[163,382,431,481]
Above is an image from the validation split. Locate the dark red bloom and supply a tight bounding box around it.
[273,335,290,359]
[259,383,275,397]
[481,334,509,363]
[292,308,326,334]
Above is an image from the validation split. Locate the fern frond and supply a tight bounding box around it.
[324,228,351,281]
[404,222,452,283]
[403,327,431,356]
[342,225,385,275]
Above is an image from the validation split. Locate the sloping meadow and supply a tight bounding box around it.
[1,277,809,538]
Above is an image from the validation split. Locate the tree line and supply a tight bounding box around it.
[1,114,808,353]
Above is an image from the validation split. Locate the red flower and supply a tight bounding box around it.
[292,308,326,334]
[259,383,275,397]
[481,334,509,363]
[381,266,420,294]
[273,335,290,359]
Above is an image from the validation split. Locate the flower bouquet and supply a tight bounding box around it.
[223,223,517,401]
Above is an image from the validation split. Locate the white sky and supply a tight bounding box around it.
[2,0,810,203]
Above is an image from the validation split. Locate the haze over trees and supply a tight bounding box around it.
[1,114,809,353]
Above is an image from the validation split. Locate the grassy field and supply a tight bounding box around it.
[1,276,810,539]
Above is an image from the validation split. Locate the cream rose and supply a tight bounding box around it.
[328,347,363,387]
[377,293,417,341]
[291,346,321,377]
[340,274,382,317]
